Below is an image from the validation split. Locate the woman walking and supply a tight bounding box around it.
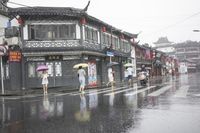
[106,67,115,87]
[77,66,86,92]
[42,71,49,94]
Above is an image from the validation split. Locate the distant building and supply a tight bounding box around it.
[153,37,177,75]
[174,41,200,73]
[153,37,175,57]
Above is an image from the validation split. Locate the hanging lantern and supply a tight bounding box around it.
[120,34,124,39]
[17,17,24,25]
[102,26,106,32]
[130,37,135,43]
[80,17,86,25]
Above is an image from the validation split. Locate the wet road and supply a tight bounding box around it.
[0,73,200,133]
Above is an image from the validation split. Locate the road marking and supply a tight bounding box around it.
[0,97,20,100]
[104,86,144,96]
[124,86,156,96]
[174,85,189,98]
[193,94,200,97]
[86,86,128,96]
[69,87,112,95]
[148,85,172,97]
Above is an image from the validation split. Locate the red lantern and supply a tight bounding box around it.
[102,26,106,32]
[120,34,124,39]
[17,17,24,25]
[80,17,86,25]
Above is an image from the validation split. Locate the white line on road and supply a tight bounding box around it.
[193,94,200,97]
[124,86,156,96]
[86,86,128,96]
[174,85,189,98]
[148,85,172,97]
[69,86,113,96]
[104,86,144,96]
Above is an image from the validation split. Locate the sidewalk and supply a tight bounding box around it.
[0,76,169,96]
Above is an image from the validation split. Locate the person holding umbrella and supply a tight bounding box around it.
[42,70,49,94]
[36,65,49,94]
[77,66,86,93]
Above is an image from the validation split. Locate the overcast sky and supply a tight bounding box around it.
[8,0,200,45]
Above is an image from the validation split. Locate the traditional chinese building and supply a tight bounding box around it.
[5,6,137,90]
[175,41,200,73]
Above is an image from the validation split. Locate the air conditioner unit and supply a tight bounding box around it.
[5,26,19,38]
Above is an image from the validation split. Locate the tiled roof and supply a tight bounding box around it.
[0,9,8,16]
[8,6,138,39]
[8,6,86,17]
[154,37,173,44]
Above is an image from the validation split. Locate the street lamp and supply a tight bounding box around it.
[193,30,200,32]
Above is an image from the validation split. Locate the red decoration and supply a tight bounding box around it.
[80,17,86,24]
[17,17,24,25]
[150,50,155,59]
[102,26,106,32]
[120,34,124,39]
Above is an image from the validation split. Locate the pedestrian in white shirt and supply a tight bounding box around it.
[77,66,86,92]
[106,67,115,87]
[124,67,129,84]
[42,71,49,94]
[127,67,133,86]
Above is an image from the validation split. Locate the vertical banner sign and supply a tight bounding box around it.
[88,61,97,87]
[9,51,22,62]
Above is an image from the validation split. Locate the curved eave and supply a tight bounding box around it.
[8,7,86,19]
[0,10,9,17]
[8,6,136,39]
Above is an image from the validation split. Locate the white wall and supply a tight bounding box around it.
[131,46,137,77]
[157,46,175,53]
[0,14,8,44]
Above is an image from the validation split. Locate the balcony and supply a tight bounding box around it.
[23,40,82,52]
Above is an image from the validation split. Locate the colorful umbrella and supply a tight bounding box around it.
[73,63,88,69]
[36,65,48,71]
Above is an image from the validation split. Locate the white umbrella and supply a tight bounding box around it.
[73,63,88,69]
[124,63,133,67]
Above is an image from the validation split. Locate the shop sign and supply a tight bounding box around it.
[88,61,97,87]
[106,51,114,57]
[9,51,21,62]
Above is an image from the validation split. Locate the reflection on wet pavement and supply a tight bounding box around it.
[0,73,200,133]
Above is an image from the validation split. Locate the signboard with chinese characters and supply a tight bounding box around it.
[9,51,22,62]
[88,61,97,87]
